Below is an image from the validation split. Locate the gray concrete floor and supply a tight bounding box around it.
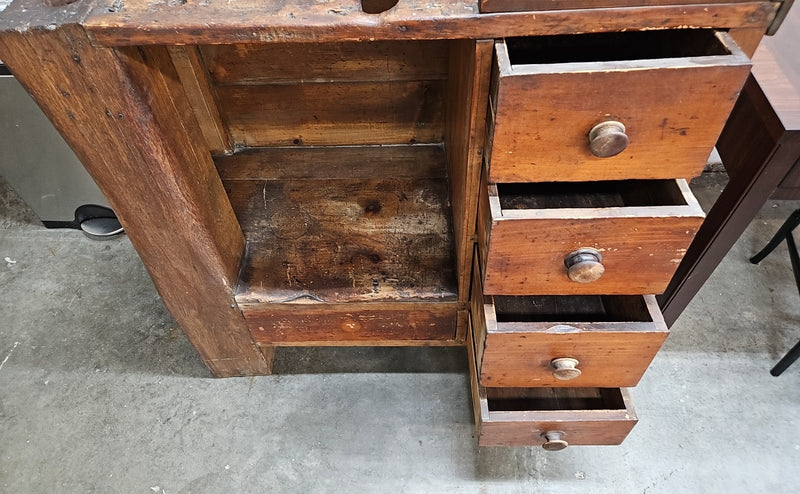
[0,173,798,493]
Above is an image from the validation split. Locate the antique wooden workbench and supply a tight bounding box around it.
[0,0,790,448]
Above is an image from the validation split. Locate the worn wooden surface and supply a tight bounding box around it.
[81,0,778,46]
[476,293,668,387]
[444,39,493,317]
[481,180,705,295]
[488,32,751,183]
[480,0,755,13]
[477,387,638,447]
[245,302,458,344]
[0,15,269,376]
[219,145,457,305]
[167,45,232,155]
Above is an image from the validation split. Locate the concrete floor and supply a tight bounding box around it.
[0,173,798,493]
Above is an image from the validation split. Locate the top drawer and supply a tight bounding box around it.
[486,30,751,183]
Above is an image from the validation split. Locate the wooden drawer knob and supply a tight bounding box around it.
[541,431,569,451]
[551,357,582,380]
[589,121,628,158]
[564,248,605,283]
[361,0,399,13]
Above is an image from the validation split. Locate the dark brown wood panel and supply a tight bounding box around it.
[83,0,777,46]
[444,39,494,314]
[245,302,458,344]
[222,146,457,305]
[0,17,269,376]
[480,180,705,295]
[488,32,751,183]
[200,41,450,85]
[480,0,754,13]
[216,80,445,147]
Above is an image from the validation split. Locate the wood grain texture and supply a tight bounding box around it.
[480,180,705,295]
[167,45,232,154]
[223,146,457,305]
[444,39,494,310]
[216,80,445,147]
[476,293,668,387]
[200,41,450,85]
[479,0,754,12]
[245,302,458,344]
[0,18,269,376]
[488,32,751,183]
[477,387,638,447]
[728,27,766,57]
[82,0,778,46]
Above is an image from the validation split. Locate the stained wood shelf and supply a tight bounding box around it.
[217,144,458,306]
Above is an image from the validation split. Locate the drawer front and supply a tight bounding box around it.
[478,178,705,295]
[487,30,750,183]
[468,318,637,448]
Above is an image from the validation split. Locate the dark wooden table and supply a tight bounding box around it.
[659,3,800,326]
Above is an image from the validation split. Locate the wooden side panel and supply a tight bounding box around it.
[167,45,232,154]
[216,80,446,147]
[445,39,494,308]
[201,41,450,84]
[244,302,458,344]
[489,40,751,182]
[728,27,766,57]
[478,389,638,447]
[0,20,269,376]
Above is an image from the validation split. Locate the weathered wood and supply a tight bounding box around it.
[83,0,778,46]
[480,0,755,13]
[245,302,458,344]
[216,80,445,147]
[475,292,669,387]
[0,16,269,376]
[728,27,767,57]
[444,39,494,321]
[480,179,705,295]
[200,41,450,85]
[488,31,751,183]
[167,45,232,155]
[221,146,457,305]
[476,385,638,447]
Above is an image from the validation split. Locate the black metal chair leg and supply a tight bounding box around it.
[771,340,800,376]
[750,208,800,264]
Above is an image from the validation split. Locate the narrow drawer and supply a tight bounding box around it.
[470,254,668,387]
[478,177,705,295]
[486,30,750,183]
[467,318,638,448]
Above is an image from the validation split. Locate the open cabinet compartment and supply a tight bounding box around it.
[189,40,476,344]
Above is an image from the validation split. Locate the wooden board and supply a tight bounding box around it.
[480,179,705,295]
[245,302,458,344]
[220,146,458,305]
[81,0,778,46]
[488,31,751,183]
[200,41,450,85]
[479,0,755,13]
[216,80,445,147]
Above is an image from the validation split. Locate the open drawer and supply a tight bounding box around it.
[477,177,705,295]
[486,30,750,183]
[471,254,668,387]
[467,319,638,448]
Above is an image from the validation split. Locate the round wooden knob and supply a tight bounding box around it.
[541,431,569,451]
[564,248,605,283]
[551,357,582,380]
[589,121,628,158]
[361,0,399,13]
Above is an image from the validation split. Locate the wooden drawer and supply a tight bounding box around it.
[470,255,668,387]
[486,30,750,183]
[477,177,705,295]
[467,319,638,448]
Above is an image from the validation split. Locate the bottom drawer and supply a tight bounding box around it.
[468,318,637,448]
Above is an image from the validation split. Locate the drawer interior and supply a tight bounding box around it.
[505,29,730,66]
[485,387,627,412]
[496,179,688,209]
[493,295,652,323]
